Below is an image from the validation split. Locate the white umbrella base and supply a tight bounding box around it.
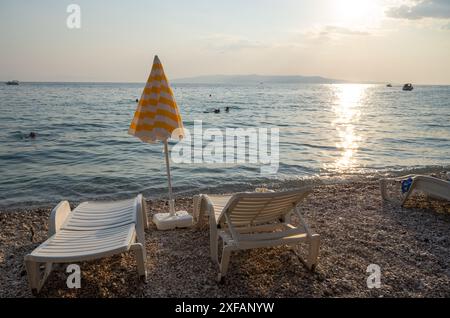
[153,211,193,230]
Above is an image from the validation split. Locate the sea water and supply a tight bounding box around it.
[0,82,449,208]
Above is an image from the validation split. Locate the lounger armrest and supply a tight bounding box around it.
[48,201,71,237]
[193,195,201,222]
[194,194,215,226]
[202,195,215,217]
[136,194,149,230]
[134,194,147,246]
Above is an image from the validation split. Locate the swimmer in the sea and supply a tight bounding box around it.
[214,108,220,113]
[28,132,36,139]
[225,106,230,112]
[135,99,139,103]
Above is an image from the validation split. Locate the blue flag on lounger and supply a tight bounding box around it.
[401,177,413,194]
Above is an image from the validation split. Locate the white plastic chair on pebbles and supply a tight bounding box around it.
[193,187,320,281]
[24,194,148,294]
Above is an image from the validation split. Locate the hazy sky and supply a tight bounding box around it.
[1,0,449,84]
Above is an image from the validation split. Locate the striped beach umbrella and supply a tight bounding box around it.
[129,55,184,216]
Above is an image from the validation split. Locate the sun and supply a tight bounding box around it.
[332,0,383,28]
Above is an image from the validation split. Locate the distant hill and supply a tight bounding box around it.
[173,74,346,84]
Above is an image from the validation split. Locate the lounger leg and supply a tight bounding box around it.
[25,260,39,293]
[209,203,219,264]
[210,225,219,264]
[25,260,53,295]
[306,234,320,271]
[217,245,232,282]
[131,243,147,280]
[135,227,146,254]
[401,186,415,206]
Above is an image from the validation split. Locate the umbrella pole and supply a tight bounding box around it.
[163,139,175,216]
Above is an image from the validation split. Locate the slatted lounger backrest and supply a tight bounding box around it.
[60,196,139,231]
[221,187,312,227]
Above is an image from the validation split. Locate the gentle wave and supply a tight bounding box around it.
[0,82,449,209]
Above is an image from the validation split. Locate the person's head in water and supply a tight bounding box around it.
[135,99,139,103]
[225,107,230,112]
[29,132,36,139]
[214,108,220,113]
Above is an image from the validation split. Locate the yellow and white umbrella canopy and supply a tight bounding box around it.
[129,56,187,222]
[129,55,184,142]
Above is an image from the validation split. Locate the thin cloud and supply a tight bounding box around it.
[202,34,267,52]
[320,25,371,36]
[303,25,372,40]
[386,0,450,20]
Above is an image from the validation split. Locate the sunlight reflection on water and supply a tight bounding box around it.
[329,84,366,172]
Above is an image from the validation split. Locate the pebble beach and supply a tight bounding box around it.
[1,178,449,298]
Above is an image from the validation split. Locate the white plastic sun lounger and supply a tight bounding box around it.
[193,187,320,281]
[24,194,148,294]
[380,175,450,206]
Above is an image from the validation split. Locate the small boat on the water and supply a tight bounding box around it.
[386,83,392,87]
[402,83,413,91]
[6,80,19,85]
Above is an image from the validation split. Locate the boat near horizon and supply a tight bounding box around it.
[402,83,413,91]
[6,80,19,85]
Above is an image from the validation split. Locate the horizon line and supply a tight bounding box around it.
[2,80,449,86]
[3,73,449,85]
